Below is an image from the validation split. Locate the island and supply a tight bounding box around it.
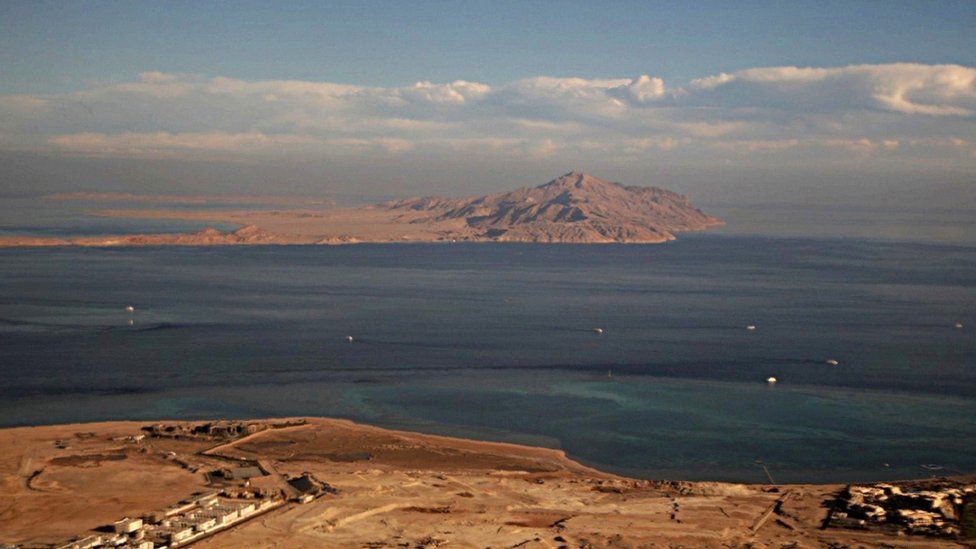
[0,172,722,247]
[1,418,972,548]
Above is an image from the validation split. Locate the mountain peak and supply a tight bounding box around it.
[541,171,612,190]
[381,172,722,243]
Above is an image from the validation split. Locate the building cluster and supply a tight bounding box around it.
[41,420,323,548]
[141,419,306,441]
[831,482,975,537]
[218,486,283,500]
[54,471,332,549]
[142,421,263,440]
[57,493,283,549]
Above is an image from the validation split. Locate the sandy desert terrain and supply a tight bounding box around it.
[1,417,970,548]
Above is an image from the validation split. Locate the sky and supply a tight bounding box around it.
[0,0,974,206]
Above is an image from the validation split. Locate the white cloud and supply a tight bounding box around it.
[1,63,974,165]
[400,80,492,105]
[612,75,667,103]
[687,63,976,116]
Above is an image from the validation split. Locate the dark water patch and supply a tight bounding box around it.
[0,317,228,334]
[0,384,156,399]
[121,321,227,333]
[345,338,486,350]
[0,317,123,333]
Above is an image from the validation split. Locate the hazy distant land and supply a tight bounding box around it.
[0,173,721,247]
[45,192,336,206]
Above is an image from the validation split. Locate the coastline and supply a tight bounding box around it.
[2,417,972,547]
[0,230,682,247]
[0,216,693,247]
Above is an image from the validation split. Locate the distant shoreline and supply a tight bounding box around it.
[0,216,718,247]
[0,230,699,247]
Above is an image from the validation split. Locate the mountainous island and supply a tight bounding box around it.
[0,172,722,247]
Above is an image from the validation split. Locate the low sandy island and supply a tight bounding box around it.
[45,192,335,207]
[0,173,723,247]
[2,417,972,548]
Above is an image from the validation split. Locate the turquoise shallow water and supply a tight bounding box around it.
[0,237,974,482]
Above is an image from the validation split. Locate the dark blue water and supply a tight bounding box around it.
[1,237,974,483]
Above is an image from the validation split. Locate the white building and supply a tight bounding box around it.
[113,517,143,534]
[193,517,217,532]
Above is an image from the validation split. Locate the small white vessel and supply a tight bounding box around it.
[746,325,756,331]
[766,376,777,384]
[345,335,354,342]
[826,359,839,366]
[125,305,135,313]
[955,322,964,329]
[593,328,604,334]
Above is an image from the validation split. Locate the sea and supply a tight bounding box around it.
[0,197,974,483]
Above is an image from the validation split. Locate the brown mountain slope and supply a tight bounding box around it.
[380,171,722,243]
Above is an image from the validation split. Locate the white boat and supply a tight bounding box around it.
[766,376,777,384]
[345,335,354,342]
[955,322,964,329]
[593,328,604,334]
[826,359,839,366]
[125,305,135,312]
[746,325,756,331]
